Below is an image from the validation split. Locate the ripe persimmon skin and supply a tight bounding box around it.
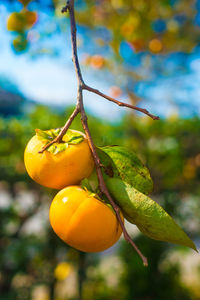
[24,131,94,189]
[49,186,123,252]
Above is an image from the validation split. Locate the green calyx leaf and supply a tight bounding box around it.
[81,180,114,212]
[106,178,197,251]
[97,146,153,195]
[35,128,56,140]
[48,143,68,155]
[81,184,105,203]
[35,128,84,155]
[81,172,99,193]
[63,130,84,145]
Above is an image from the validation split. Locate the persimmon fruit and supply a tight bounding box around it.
[13,35,28,52]
[24,129,94,189]
[7,10,37,32]
[49,186,123,252]
[90,55,105,69]
[7,12,26,32]
[24,10,38,28]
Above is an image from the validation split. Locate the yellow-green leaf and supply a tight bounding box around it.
[106,177,197,251]
[48,143,69,154]
[35,128,53,141]
[97,146,153,195]
[63,130,84,145]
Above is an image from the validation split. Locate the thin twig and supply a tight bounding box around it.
[61,1,70,13]
[39,106,80,153]
[80,111,148,266]
[83,85,160,120]
[62,1,158,121]
[64,0,148,266]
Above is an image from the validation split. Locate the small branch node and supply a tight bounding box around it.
[81,115,87,123]
[84,85,159,120]
[61,1,70,14]
[80,81,86,89]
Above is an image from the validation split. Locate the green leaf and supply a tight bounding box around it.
[35,129,53,141]
[81,178,94,192]
[68,135,84,145]
[81,172,99,192]
[81,184,115,214]
[51,128,61,138]
[54,128,61,135]
[97,146,153,195]
[106,177,197,251]
[47,143,68,155]
[58,143,69,152]
[63,129,84,145]
[48,144,57,154]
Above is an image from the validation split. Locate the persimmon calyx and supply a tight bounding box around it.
[35,128,84,154]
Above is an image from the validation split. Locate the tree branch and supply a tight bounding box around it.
[39,0,156,266]
[63,0,148,266]
[83,85,160,120]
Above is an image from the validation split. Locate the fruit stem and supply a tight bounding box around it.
[38,106,80,153]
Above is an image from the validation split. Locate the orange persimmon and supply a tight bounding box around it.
[24,10,38,28]
[24,129,94,189]
[7,12,25,32]
[49,186,123,252]
[90,55,105,69]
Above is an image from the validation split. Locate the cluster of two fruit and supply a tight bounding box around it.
[24,130,123,253]
[7,0,38,52]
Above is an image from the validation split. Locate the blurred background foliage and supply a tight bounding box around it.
[0,106,200,300]
[3,0,200,116]
[1,0,200,299]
